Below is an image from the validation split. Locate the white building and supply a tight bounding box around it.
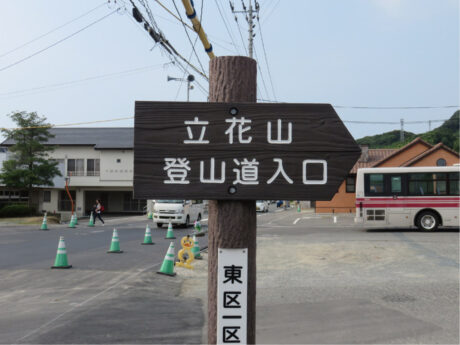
[1,128,146,218]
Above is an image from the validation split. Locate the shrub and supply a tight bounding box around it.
[0,204,36,218]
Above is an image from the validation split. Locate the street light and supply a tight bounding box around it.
[167,74,195,102]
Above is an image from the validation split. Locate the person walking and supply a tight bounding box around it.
[94,199,105,225]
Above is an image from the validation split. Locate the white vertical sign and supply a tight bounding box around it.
[217,248,248,344]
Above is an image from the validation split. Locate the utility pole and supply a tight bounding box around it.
[400,118,405,142]
[248,1,254,58]
[428,120,432,131]
[208,56,257,344]
[230,0,260,58]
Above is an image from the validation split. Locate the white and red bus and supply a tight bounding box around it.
[355,166,460,231]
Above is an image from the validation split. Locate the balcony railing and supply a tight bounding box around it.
[67,170,100,177]
[67,170,84,177]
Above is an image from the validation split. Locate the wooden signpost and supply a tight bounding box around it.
[134,56,361,344]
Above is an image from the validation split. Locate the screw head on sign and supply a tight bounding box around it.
[229,107,238,115]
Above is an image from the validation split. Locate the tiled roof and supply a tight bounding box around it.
[401,142,460,166]
[370,137,432,167]
[350,149,397,174]
[1,128,134,149]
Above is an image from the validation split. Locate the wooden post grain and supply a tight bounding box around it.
[208,56,257,344]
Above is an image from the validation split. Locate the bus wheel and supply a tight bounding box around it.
[156,223,163,228]
[416,211,439,231]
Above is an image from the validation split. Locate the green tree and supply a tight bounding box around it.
[0,111,61,207]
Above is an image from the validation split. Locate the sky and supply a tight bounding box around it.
[0,0,459,140]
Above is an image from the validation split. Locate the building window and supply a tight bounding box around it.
[67,159,84,176]
[43,191,51,202]
[436,158,446,166]
[59,190,76,211]
[123,192,146,212]
[86,159,100,176]
[346,176,355,193]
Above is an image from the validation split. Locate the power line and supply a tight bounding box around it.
[257,13,277,101]
[127,1,208,80]
[1,116,134,131]
[0,9,118,73]
[253,45,270,101]
[172,0,206,75]
[214,0,240,55]
[0,2,107,59]
[334,105,459,109]
[233,16,248,56]
[0,64,167,98]
[174,0,204,101]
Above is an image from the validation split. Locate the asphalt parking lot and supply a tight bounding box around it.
[0,206,458,344]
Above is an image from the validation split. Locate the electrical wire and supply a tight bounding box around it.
[172,0,207,75]
[262,0,280,24]
[234,16,248,56]
[334,105,459,109]
[215,0,240,55]
[253,45,270,101]
[0,9,118,73]
[0,116,134,131]
[0,2,107,59]
[0,64,167,99]
[257,16,277,100]
[174,0,204,100]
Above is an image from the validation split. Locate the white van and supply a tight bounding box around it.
[153,200,204,228]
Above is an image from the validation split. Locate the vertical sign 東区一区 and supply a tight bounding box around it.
[217,249,248,344]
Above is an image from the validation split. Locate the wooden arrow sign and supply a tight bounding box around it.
[134,101,361,200]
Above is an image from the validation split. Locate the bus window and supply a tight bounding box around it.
[391,176,402,193]
[369,174,384,194]
[449,172,459,195]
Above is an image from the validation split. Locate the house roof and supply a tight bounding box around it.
[350,149,397,174]
[370,137,433,167]
[401,142,460,166]
[1,128,134,149]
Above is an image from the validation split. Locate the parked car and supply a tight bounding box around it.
[256,200,269,212]
[153,200,204,228]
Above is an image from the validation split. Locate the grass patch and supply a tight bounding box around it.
[0,216,60,225]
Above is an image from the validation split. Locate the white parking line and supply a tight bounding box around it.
[91,230,104,233]
[275,209,283,213]
[293,218,300,225]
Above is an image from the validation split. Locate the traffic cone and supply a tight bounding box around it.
[88,212,95,227]
[74,213,78,225]
[297,203,301,212]
[191,235,202,259]
[147,212,153,219]
[51,236,72,269]
[141,224,154,245]
[40,213,48,230]
[194,220,202,232]
[165,222,175,239]
[157,242,176,276]
[68,214,76,228]
[107,229,123,253]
